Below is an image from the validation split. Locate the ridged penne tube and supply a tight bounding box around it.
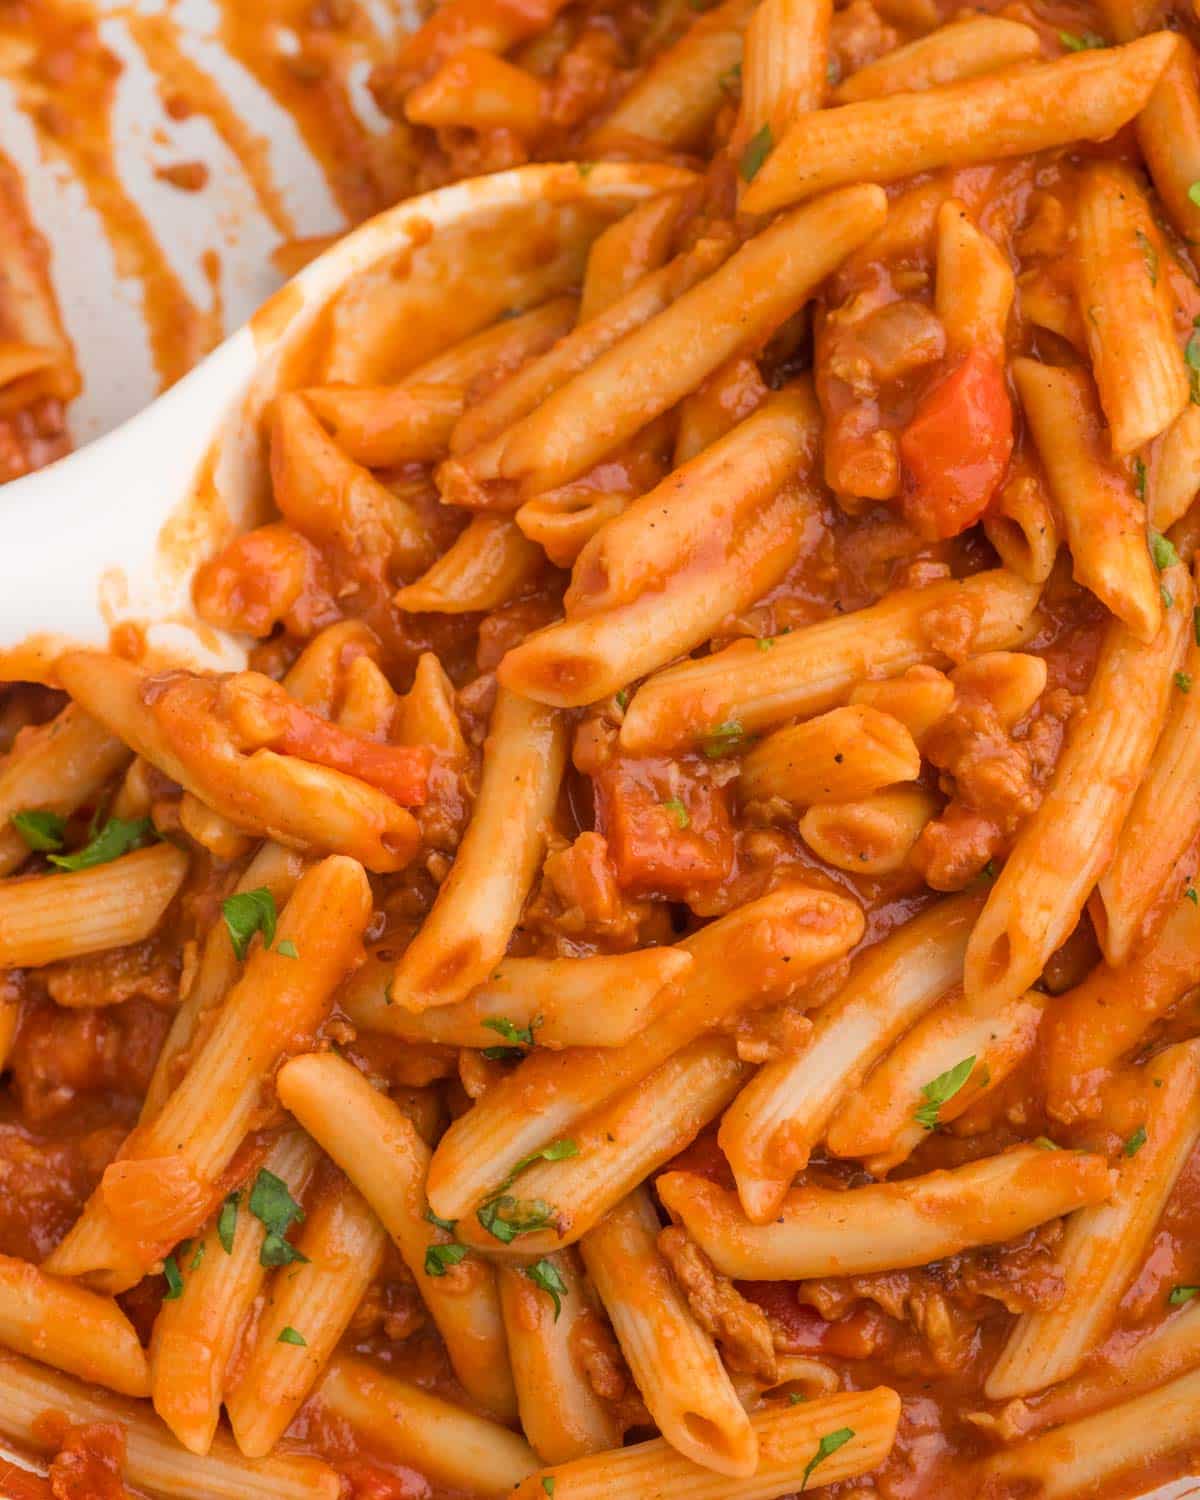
[427,883,863,1221]
[492,185,889,496]
[280,618,382,716]
[150,1132,319,1456]
[672,356,768,466]
[272,392,435,577]
[56,654,421,874]
[1043,892,1200,1125]
[986,1040,1200,1400]
[405,48,544,135]
[226,1176,388,1458]
[499,1251,623,1463]
[740,705,919,808]
[450,1036,749,1256]
[825,986,1045,1174]
[833,15,1040,104]
[734,0,830,151]
[1095,588,1200,966]
[0,704,130,876]
[1075,161,1188,455]
[0,843,187,968]
[586,0,757,151]
[452,237,731,462]
[341,946,692,1049]
[718,891,980,1223]
[390,689,566,1010]
[395,516,544,614]
[0,1351,341,1499]
[317,1355,537,1492]
[660,1145,1113,1280]
[934,198,1014,360]
[1151,405,1200,533]
[742,33,1178,215]
[848,668,954,749]
[580,1188,756,1477]
[389,0,574,93]
[620,569,1040,753]
[395,651,469,761]
[44,857,371,1291]
[275,1050,517,1422]
[964,575,1189,1013]
[982,470,1061,585]
[498,385,821,705]
[0,1254,149,1396]
[578,191,682,323]
[1013,359,1162,640]
[979,1363,1200,1500]
[302,297,576,466]
[511,1387,902,1500]
[141,842,307,1125]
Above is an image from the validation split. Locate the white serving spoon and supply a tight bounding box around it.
[0,161,686,685]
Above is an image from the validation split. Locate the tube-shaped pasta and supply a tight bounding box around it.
[150,1132,319,1456]
[56,653,421,874]
[0,1254,148,1397]
[405,48,544,135]
[498,385,821,705]
[581,1188,756,1477]
[341,946,692,1049]
[825,986,1045,1174]
[833,15,1040,104]
[1075,161,1188,455]
[395,516,544,614]
[452,236,730,463]
[740,705,920,808]
[1095,580,1200,966]
[986,1040,1200,1400]
[499,1251,623,1463]
[660,1145,1112,1280]
[743,33,1178,214]
[390,688,566,1010]
[511,1386,902,1500]
[395,651,468,761]
[799,785,938,875]
[1043,891,1200,1124]
[1150,406,1200,533]
[142,843,307,1125]
[982,469,1061,585]
[280,619,382,716]
[317,1355,537,1494]
[848,668,954,749]
[965,573,1189,1012]
[578,191,683,324]
[0,704,130,876]
[427,883,863,1221]
[587,0,757,151]
[275,1050,517,1422]
[44,856,370,1291]
[1013,359,1162,640]
[934,198,1014,359]
[718,891,980,1222]
[450,1036,749,1256]
[0,1351,340,1499]
[734,0,830,151]
[0,843,187,968]
[620,569,1040,753]
[979,1363,1200,1500]
[226,1176,387,1458]
[492,185,889,496]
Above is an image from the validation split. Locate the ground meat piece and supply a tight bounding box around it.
[34,1420,131,1500]
[8,998,170,1123]
[658,1225,778,1382]
[0,1117,126,1261]
[799,1271,977,1373]
[42,941,178,1011]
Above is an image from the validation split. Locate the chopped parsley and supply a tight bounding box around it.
[739,123,773,183]
[1187,886,1198,907]
[277,1326,307,1346]
[1124,1125,1147,1158]
[1033,1137,1061,1151]
[1191,183,1200,209]
[221,888,278,960]
[1176,672,1193,693]
[1058,29,1106,50]
[1136,229,1159,287]
[1133,457,1147,500]
[789,1391,808,1405]
[190,1242,206,1272]
[425,1242,470,1276]
[277,939,299,959]
[482,1016,538,1048]
[757,636,775,651]
[423,1206,458,1235]
[701,720,746,759]
[661,798,690,829]
[1150,530,1180,571]
[248,1168,308,1268]
[162,1253,185,1301]
[524,1257,569,1319]
[48,815,156,871]
[1170,1285,1200,1305]
[915,1056,976,1131]
[218,1192,240,1255]
[11,809,66,852]
[477,1195,558,1244]
[615,689,629,710]
[542,1481,556,1497]
[800,1428,855,1492]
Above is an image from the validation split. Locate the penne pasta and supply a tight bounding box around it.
[395,515,544,614]
[1150,405,1200,534]
[733,0,830,152]
[833,15,1040,104]
[578,191,683,324]
[739,704,920,809]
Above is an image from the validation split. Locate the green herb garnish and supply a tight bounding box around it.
[524,1257,569,1319]
[662,798,690,829]
[800,1428,855,1493]
[739,123,773,183]
[49,815,156,871]
[277,1326,307,1345]
[425,1242,470,1276]
[218,1192,239,1255]
[914,1056,976,1131]
[1124,1125,1147,1157]
[248,1167,308,1268]
[701,720,745,759]
[11,809,66,851]
[221,888,278,960]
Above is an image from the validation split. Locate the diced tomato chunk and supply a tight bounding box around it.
[899,349,1013,540]
[594,758,734,900]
